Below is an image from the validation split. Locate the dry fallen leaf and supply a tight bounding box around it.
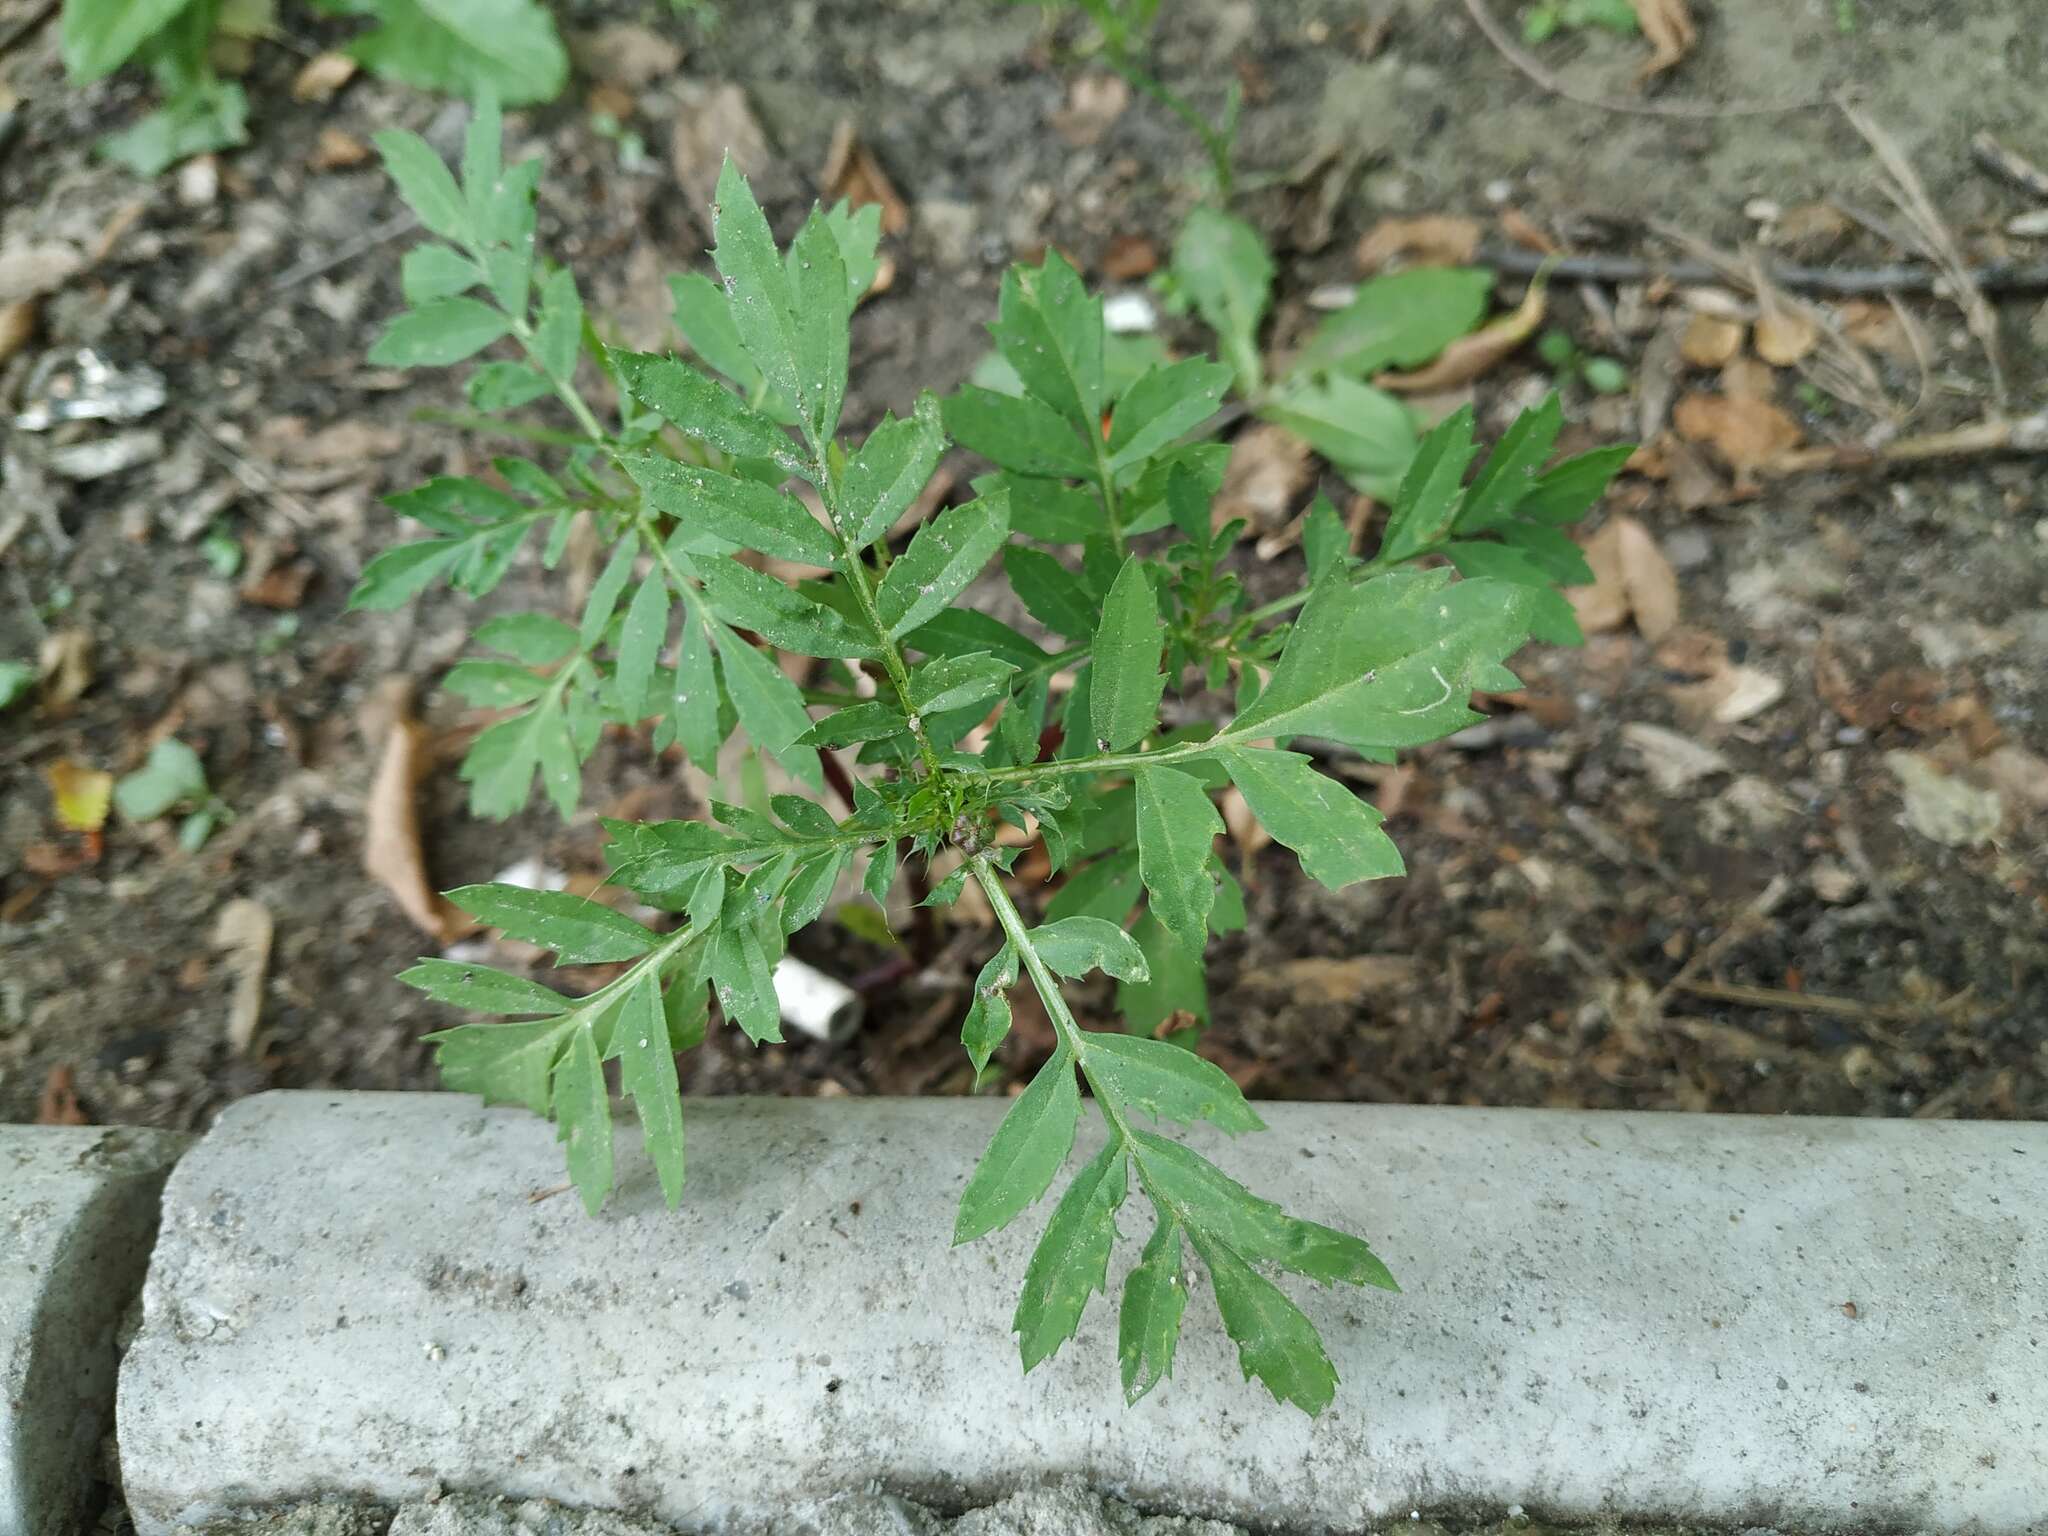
[670,83,774,233]
[1679,314,1744,368]
[1569,516,1680,640]
[820,118,909,236]
[291,51,358,102]
[0,297,35,366]
[36,629,93,715]
[1377,275,1546,393]
[1213,422,1313,534]
[1622,722,1730,795]
[570,22,683,88]
[211,897,274,1057]
[1100,233,1159,280]
[1886,751,2002,848]
[1355,215,1481,272]
[1673,392,1803,474]
[1754,308,1819,367]
[37,1065,90,1126]
[1220,785,1271,887]
[1250,955,1417,1007]
[362,679,467,943]
[1632,0,1697,81]
[45,760,113,834]
[1049,72,1130,148]
[309,127,370,172]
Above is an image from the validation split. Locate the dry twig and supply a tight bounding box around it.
[1969,131,2048,202]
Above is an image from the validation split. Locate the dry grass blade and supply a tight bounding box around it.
[1841,102,2008,414]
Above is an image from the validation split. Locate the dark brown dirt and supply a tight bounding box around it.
[3,0,2045,1139]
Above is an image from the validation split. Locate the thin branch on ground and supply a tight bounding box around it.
[1458,0,1836,120]
[1969,131,2048,202]
[1761,409,2048,474]
[1474,247,2048,296]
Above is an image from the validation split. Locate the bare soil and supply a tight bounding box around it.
[3,0,2045,1136]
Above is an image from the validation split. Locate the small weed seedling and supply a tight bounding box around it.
[357,107,1627,1414]
[60,0,567,173]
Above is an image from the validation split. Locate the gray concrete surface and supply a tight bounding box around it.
[2,1124,187,1536]
[121,1092,2045,1534]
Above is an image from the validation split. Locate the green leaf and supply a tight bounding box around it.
[461,701,563,819]
[668,272,765,397]
[798,700,906,749]
[710,917,782,1043]
[613,970,686,1206]
[1380,404,1477,564]
[0,661,35,711]
[713,625,823,790]
[1085,1033,1261,1133]
[62,0,192,81]
[670,610,724,769]
[1294,268,1494,378]
[1214,746,1402,890]
[1001,476,1104,542]
[820,198,883,304]
[553,1021,614,1216]
[1301,496,1348,582]
[1132,766,1221,956]
[443,660,548,707]
[990,252,1104,430]
[533,267,583,383]
[1225,567,1534,752]
[1194,1235,1339,1416]
[903,609,1048,669]
[907,652,1016,716]
[1458,391,1562,532]
[840,394,947,549]
[446,884,660,965]
[1045,854,1141,926]
[1105,359,1232,472]
[624,456,839,567]
[788,207,851,444]
[694,560,879,660]
[428,1018,567,1115]
[1014,1141,1128,1370]
[1030,917,1149,984]
[113,739,207,821]
[961,943,1019,1071]
[1260,377,1415,501]
[1119,1211,1188,1403]
[477,612,578,663]
[875,491,1011,638]
[1117,912,1208,1035]
[941,387,1096,480]
[401,245,483,304]
[368,298,511,368]
[579,541,638,650]
[1518,442,1635,525]
[399,958,571,1016]
[374,129,470,242]
[1002,545,1094,640]
[615,575,671,719]
[340,0,567,106]
[467,360,552,410]
[712,158,832,445]
[780,849,846,933]
[616,351,804,474]
[1172,207,1272,389]
[1089,555,1164,753]
[953,1049,1081,1243]
[862,838,899,905]
[602,818,751,902]
[95,70,247,174]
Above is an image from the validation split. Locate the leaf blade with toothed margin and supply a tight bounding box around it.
[426,1018,569,1114]
[400,959,571,1016]
[709,916,782,1044]
[1133,765,1222,956]
[711,620,823,790]
[368,298,510,368]
[989,250,1105,431]
[954,1048,1081,1243]
[1213,746,1404,890]
[553,1019,614,1216]
[1084,1032,1263,1134]
[614,351,805,473]
[614,574,671,720]
[711,157,818,437]
[612,969,686,1206]
[1191,1232,1339,1415]
[623,455,839,567]
[1090,556,1165,753]
[842,393,947,549]
[875,491,1012,638]
[1105,358,1233,472]
[1014,1140,1129,1371]
[1029,916,1149,984]
[1119,1207,1188,1404]
[445,884,659,964]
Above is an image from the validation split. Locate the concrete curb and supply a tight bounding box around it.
[2,1124,188,1536]
[114,1092,2045,1534]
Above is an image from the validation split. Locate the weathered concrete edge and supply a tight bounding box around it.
[115,1092,2047,1535]
[1,1125,190,1536]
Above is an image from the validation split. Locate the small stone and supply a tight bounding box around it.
[1809,860,1862,904]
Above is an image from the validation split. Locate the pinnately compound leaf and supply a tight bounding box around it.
[954,1049,1080,1244]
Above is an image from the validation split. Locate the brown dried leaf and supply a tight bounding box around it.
[37,1065,90,1126]
[1355,215,1480,273]
[1679,314,1744,368]
[291,51,358,102]
[0,297,36,366]
[820,119,909,237]
[363,680,466,943]
[1252,955,1417,1007]
[1569,516,1680,639]
[670,84,774,234]
[309,127,370,172]
[1100,233,1159,281]
[1717,356,1777,402]
[1631,0,1697,81]
[570,23,683,87]
[211,897,274,1057]
[1673,392,1803,473]
[1754,308,1819,367]
[1377,276,1546,393]
[1213,423,1313,534]
[241,558,315,610]
[1049,72,1129,149]
[36,629,93,715]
